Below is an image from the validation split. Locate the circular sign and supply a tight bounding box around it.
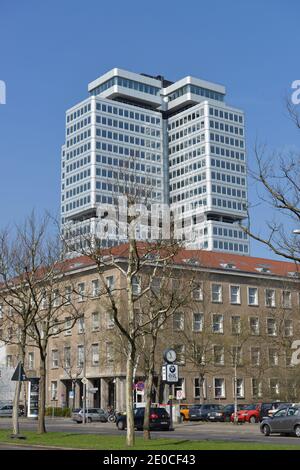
[136,381,145,391]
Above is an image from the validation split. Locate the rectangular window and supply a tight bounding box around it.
[214,346,224,365]
[132,276,141,295]
[51,381,58,401]
[65,286,72,304]
[91,344,99,366]
[251,347,260,366]
[151,277,161,294]
[78,283,85,302]
[214,378,225,398]
[77,345,84,367]
[212,314,223,333]
[270,378,280,397]
[231,316,241,335]
[267,318,277,336]
[106,276,115,292]
[107,311,115,329]
[92,312,100,330]
[248,287,258,306]
[28,352,34,369]
[92,279,100,297]
[192,283,203,301]
[53,289,60,307]
[173,312,184,331]
[64,347,71,368]
[193,313,203,332]
[282,291,291,308]
[174,344,185,364]
[249,317,259,335]
[78,317,85,334]
[232,346,242,366]
[252,378,262,398]
[284,319,293,337]
[233,378,244,398]
[64,317,72,335]
[106,342,114,363]
[269,348,279,366]
[52,349,59,368]
[6,355,13,367]
[230,285,240,304]
[212,284,222,302]
[265,289,276,307]
[194,378,206,399]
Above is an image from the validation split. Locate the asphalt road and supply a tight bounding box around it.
[1,417,300,447]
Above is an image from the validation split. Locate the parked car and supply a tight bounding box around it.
[230,404,260,423]
[179,404,196,421]
[71,408,108,423]
[0,403,24,417]
[116,407,170,431]
[189,404,223,421]
[259,402,291,421]
[260,404,300,437]
[208,403,247,422]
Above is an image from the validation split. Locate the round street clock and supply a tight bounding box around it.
[163,348,177,363]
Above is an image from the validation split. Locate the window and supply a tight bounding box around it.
[265,289,276,307]
[251,347,260,366]
[92,279,100,297]
[51,381,58,401]
[65,286,72,304]
[151,277,161,294]
[52,349,59,368]
[270,378,279,397]
[284,319,293,337]
[212,314,223,333]
[249,317,259,335]
[192,283,203,301]
[231,316,241,335]
[91,344,99,366]
[233,378,244,398]
[106,276,115,292]
[285,351,293,367]
[0,304,3,319]
[212,284,222,302]
[106,342,114,363]
[6,355,12,367]
[193,313,203,332]
[282,291,291,308]
[53,289,60,307]
[65,317,72,335]
[248,287,258,306]
[230,285,240,304]
[107,311,115,329]
[64,347,71,368]
[269,348,279,366]
[78,283,85,302]
[174,378,185,399]
[214,378,225,398]
[252,378,262,398]
[28,352,34,369]
[92,312,100,330]
[174,344,185,364]
[132,276,141,295]
[173,312,184,331]
[267,318,277,336]
[214,345,224,365]
[194,378,206,399]
[78,317,85,334]
[232,346,242,366]
[77,345,84,367]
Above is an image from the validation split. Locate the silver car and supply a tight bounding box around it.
[0,404,13,417]
[260,405,300,437]
[71,408,107,423]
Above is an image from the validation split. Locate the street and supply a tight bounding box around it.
[1,417,300,448]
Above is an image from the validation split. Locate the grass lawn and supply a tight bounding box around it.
[0,430,300,450]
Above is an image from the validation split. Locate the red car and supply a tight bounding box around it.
[230,403,260,423]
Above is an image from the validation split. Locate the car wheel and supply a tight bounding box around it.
[249,416,257,424]
[294,425,300,438]
[262,424,270,436]
[117,420,125,430]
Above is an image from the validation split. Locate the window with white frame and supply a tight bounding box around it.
[269,378,279,397]
[211,284,222,303]
[214,378,225,398]
[193,313,203,332]
[284,319,293,337]
[92,312,100,330]
[51,381,58,400]
[65,286,72,304]
[174,344,185,364]
[53,289,60,307]
[213,345,224,365]
[251,378,262,398]
[194,377,206,399]
[174,378,185,399]
[91,343,99,366]
[212,314,223,333]
[106,275,115,292]
[173,312,184,331]
[231,316,241,335]
[64,317,72,335]
[92,279,100,297]
[233,378,244,398]
[285,351,293,367]
[250,347,261,366]
[268,348,279,366]
[78,282,85,302]
[51,349,59,368]
[248,287,258,306]
[151,277,161,294]
[192,283,203,301]
[106,342,114,363]
[78,316,85,334]
[107,311,115,328]
[64,347,71,368]
[232,346,242,366]
[28,352,34,369]
[267,318,277,336]
[249,317,259,335]
[282,290,292,308]
[77,345,84,367]
[230,285,240,304]
[265,289,276,307]
[132,276,141,295]
[41,291,47,310]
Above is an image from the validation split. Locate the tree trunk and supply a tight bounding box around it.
[126,348,135,447]
[12,380,21,436]
[143,348,155,440]
[38,355,47,434]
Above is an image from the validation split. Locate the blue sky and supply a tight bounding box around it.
[0,0,299,259]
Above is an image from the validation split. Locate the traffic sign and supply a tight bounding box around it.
[88,387,98,393]
[11,362,27,382]
[176,390,185,400]
[162,364,179,384]
[81,377,88,385]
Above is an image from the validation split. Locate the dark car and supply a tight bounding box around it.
[208,403,248,422]
[259,402,291,421]
[189,404,223,421]
[116,407,170,431]
[260,404,300,437]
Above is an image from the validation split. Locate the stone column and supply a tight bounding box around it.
[100,378,109,409]
[115,377,126,412]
